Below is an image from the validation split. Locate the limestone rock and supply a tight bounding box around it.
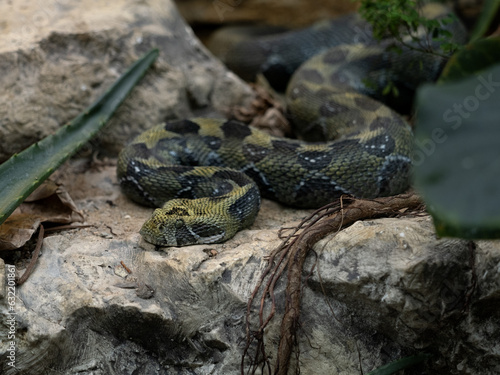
[0,0,253,162]
[303,219,495,374]
[1,159,500,374]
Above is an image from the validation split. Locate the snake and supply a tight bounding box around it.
[117,4,466,247]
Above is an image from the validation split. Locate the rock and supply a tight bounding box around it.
[0,0,254,163]
[303,219,481,374]
[1,159,500,374]
[175,0,359,28]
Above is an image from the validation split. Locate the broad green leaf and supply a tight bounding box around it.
[439,37,500,83]
[0,48,159,226]
[414,63,500,238]
[367,353,431,375]
[469,0,500,42]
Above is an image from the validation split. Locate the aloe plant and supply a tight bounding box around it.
[414,39,500,239]
[469,0,500,42]
[0,48,159,226]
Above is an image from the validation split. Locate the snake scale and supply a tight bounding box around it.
[117,4,466,247]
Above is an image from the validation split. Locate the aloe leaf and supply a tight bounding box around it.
[469,0,500,42]
[367,353,431,375]
[0,48,159,226]
[414,63,500,239]
[439,37,500,83]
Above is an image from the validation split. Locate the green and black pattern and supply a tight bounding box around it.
[117,3,466,247]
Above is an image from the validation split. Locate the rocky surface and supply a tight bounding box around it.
[0,0,253,163]
[0,159,500,374]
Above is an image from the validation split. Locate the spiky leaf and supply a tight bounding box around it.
[0,48,159,225]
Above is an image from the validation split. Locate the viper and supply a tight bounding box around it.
[117,3,466,247]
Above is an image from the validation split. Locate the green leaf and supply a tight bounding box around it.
[414,63,500,239]
[0,48,159,226]
[469,0,500,42]
[439,37,500,83]
[367,353,431,375]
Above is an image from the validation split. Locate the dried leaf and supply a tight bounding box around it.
[0,181,83,250]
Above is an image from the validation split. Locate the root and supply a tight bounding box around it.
[242,192,424,375]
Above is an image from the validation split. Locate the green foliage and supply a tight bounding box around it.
[0,48,159,226]
[414,61,500,239]
[439,37,500,83]
[469,0,500,42]
[358,2,500,239]
[356,0,465,98]
[357,0,460,57]
[381,79,400,97]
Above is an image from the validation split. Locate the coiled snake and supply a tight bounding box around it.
[117,4,466,246]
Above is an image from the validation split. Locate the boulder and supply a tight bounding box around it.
[0,0,253,163]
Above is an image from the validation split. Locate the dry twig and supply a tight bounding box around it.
[17,225,45,286]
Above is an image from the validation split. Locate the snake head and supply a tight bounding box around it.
[139,199,231,246]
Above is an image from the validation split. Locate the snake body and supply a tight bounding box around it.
[224,14,375,91]
[118,114,411,246]
[117,4,466,247]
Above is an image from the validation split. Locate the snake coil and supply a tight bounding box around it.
[117,3,466,246]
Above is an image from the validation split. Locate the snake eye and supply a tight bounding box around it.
[175,219,184,229]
